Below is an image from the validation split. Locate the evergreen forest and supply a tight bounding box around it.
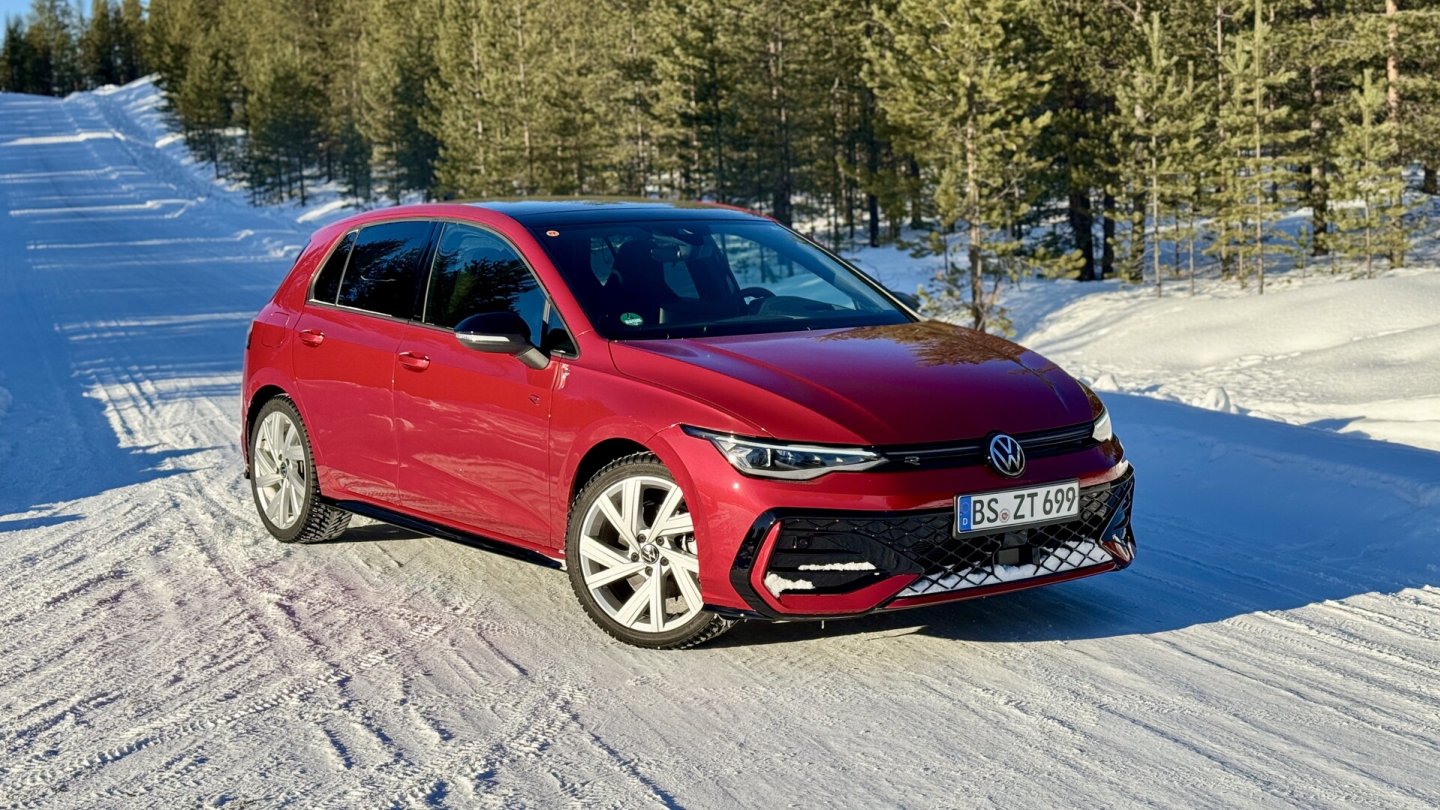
[3,0,1439,325]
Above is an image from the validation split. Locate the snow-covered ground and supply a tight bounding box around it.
[1,79,1438,807]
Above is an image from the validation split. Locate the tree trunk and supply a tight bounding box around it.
[1385,0,1404,265]
[1066,75,1096,281]
[1215,0,1231,275]
[1101,190,1116,278]
[1070,185,1096,280]
[965,119,983,331]
[863,83,881,247]
[1150,149,1160,296]
[1308,1,1328,255]
[908,156,923,230]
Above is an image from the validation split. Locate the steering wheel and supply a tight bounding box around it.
[739,287,775,301]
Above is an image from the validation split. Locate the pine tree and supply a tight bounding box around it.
[1212,0,1301,294]
[1331,68,1406,278]
[650,0,743,202]
[1035,0,1136,282]
[25,0,83,95]
[316,0,372,200]
[80,0,119,87]
[144,0,205,93]
[173,24,237,174]
[868,0,1052,331]
[115,0,144,82]
[1,18,35,93]
[601,0,659,196]
[1117,11,1208,297]
[358,0,439,200]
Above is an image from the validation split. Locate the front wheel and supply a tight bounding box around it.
[567,453,734,649]
[249,397,351,544]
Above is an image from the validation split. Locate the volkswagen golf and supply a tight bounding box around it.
[242,200,1136,648]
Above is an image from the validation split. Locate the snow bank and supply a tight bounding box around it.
[1020,270,1440,451]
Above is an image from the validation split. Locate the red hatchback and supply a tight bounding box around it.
[242,201,1135,648]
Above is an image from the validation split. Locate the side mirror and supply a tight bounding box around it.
[455,311,548,369]
[887,288,921,310]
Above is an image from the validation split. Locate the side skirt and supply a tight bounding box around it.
[329,499,563,570]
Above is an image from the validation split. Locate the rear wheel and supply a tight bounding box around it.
[567,454,733,649]
[249,397,350,544]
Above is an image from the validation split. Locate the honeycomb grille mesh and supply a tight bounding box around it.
[770,474,1134,600]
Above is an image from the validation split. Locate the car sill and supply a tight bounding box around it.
[328,499,563,569]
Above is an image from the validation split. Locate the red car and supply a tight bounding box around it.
[242,200,1135,648]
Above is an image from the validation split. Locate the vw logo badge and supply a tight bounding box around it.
[987,433,1025,478]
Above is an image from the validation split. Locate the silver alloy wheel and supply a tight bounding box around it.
[577,475,703,634]
[252,410,308,530]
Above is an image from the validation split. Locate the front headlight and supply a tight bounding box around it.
[1092,406,1113,443]
[683,426,883,480]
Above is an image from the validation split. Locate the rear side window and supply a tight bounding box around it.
[424,223,547,344]
[337,221,434,318]
[311,230,355,304]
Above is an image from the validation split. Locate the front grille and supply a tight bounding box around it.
[765,472,1134,600]
[877,422,1097,471]
[897,474,1133,596]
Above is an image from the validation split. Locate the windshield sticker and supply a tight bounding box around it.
[620,312,644,327]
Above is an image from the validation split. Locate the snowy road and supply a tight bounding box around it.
[2,87,1440,808]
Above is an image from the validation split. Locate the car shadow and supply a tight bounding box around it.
[717,393,1440,646]
[316,522,430,544]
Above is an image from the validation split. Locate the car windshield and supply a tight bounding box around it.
[528,218,911,340]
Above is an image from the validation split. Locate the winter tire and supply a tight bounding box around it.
[567,453,734,649]
[249,397,351,544]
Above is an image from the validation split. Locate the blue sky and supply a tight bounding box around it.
[0,0,31,23]
[1,1,98,25]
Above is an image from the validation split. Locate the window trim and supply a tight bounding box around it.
[416,219,580,360]
[305,218,437,322]
[307,228,358,305]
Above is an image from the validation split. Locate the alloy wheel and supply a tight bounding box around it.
[252,410,308,530]
[576,475,703,634]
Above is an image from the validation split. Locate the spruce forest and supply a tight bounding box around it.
[3,0,1439,327]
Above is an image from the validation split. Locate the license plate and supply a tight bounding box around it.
[956,480,1080,534]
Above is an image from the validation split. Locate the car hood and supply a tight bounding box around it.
[609,320,1093,445]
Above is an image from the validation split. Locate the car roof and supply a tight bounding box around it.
[465,198,767,227]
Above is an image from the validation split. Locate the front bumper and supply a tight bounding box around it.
[722,467,1136,620]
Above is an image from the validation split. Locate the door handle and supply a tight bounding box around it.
[398,351,431,371]
[298,329,325,347]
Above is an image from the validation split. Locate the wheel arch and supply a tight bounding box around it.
[243,384,303,474]
[567,438,654,507]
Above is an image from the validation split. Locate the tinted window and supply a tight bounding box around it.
[530,219,908,340]
[312,230,355,304]
[337,221,433,318]
[424,224,548,345]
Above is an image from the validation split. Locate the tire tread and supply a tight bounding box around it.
[566,452,735,649]
[251,396,351,544]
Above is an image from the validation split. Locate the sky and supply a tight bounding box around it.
[1,1,102,26]
[0,0,31,23]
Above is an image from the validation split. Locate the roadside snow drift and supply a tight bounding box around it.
[1,80,1438,807]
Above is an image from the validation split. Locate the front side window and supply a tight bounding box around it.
[336,220,434,318]
[530,219,909,340]
[424,223,550,348]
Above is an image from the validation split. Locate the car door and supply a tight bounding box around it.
[393,222,565,547]
[292,220,435,506]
